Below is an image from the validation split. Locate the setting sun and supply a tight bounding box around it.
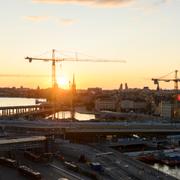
[57,75,69,89]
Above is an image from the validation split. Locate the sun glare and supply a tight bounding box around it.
[57,75,69,89]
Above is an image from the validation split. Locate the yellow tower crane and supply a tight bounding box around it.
[25,49,126,119]
[152,70,180,91]
[152,70,180,119]
[25,49,126,89]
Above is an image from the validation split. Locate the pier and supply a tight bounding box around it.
[0,105,42,116]
[0,104,69,119]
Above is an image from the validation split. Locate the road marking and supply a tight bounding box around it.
[49,164,84,180]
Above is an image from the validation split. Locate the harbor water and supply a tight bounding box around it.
[152,164,180,179]
[0,97,95,121]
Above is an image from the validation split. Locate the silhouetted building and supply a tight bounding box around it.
[119,83,123,91]
[125,83,128,90]
[72,74,76,96]
[71,74,76,120]
[95,97,117,111]
[120,100,147,113]
[88,87,102,94]
[160,101,173,118]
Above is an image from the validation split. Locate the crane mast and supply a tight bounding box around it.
[152,70,180,119]
[175,70,178,91]
[52,49,57,89]
[25,49,64,90]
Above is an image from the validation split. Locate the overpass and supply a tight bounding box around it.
[1,120,180,136]
[0,136,46,151]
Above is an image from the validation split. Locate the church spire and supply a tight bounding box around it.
[72,73,76,94]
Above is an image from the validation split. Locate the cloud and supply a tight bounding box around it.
[23,16,77,26]
[153,0,171,5]
[32,0,135,7]
[24,16,49,22]
[31,0,172,8]
[138,0,172,12]
[58,18,77,26]
[152,0,171,6]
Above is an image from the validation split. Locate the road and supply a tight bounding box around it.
[0,156,89,180]
[58,143,177,180]
[1,120,180,134]
[93,145,177,180]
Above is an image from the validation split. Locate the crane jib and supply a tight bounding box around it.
[25,50,126,94]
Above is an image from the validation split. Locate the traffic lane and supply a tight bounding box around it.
[18,160,71,180]
[52,159,92,180]
[14,155,72,180]
[17,156,88,180]
[0,165,26,180]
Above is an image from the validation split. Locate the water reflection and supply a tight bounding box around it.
[153,163,180,179]
[0,98,95,121]
[53,111,95,121]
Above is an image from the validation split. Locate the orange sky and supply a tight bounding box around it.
[0,0,180,90]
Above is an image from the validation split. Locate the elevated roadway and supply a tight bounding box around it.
[1,120,180,135]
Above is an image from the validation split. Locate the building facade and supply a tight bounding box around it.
[95,97,117,111]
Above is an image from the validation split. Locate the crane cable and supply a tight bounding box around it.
[158,71,175,79]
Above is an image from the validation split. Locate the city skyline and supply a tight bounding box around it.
[0,0,180,89]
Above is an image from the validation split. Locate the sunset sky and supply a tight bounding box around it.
[0,0,180,89]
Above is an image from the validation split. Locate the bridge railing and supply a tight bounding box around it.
[0,104,70,118]
[0,104,50,117]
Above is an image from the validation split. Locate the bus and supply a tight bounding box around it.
[0,157,17,168]
[24,151,41,162]
[18,165,42,179]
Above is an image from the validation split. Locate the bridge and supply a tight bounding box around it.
[1,121,180,131]
[0,104,69,119]
[1,121,180,140]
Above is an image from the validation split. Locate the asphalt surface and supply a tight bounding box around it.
[0,156,89,180]
[58,143,178,180]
